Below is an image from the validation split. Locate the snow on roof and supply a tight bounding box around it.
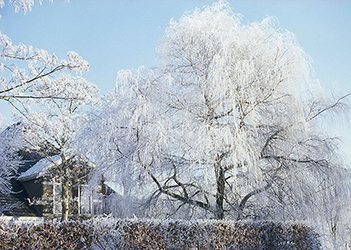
[18,155,62,182]
[104,181,124,196]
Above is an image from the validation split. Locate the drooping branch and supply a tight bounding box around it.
[237,181,272,220]
[306,93,350,122]
[262,155,329,168]
[137,154,214,214]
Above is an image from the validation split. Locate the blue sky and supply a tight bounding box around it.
[1,0,351,159]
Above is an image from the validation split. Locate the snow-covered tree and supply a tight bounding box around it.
[0,33,93,203]
[81,0,350,230]
[0,120,43,216]
[0,124,20,195]
[0,0,68,14]
[0,0,101,220]
[0,121,48,193]
[16,76,99,220]
[0,32,90,105]
[0,0,86,110]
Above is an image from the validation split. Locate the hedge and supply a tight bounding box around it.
[0,220,99,250]
[97,219,321,250]
[0,218,321,250]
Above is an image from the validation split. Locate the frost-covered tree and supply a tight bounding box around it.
[0,124,20,195]
[0,0,86,109]
[0,0,68,14]
[79,2,350,246]
[83,1,349,221]
[0,33,93,203]
[0,0,101,220]
[0,32,90,106]
[0,121,48,193]
[16,78,99,220]
[0,120,43,215]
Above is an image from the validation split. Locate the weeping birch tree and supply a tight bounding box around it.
[81,1,350,226]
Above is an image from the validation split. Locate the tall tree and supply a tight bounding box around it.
[0,122,21,195]
[0,32,90,105]
[0,0,100,220]
[82,1,350,224]
[17,75,99,220]
[0,0,68,14]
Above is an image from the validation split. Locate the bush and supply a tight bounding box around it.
[96,219,321,250]
[0,218,321,249]
[0,219,100,249]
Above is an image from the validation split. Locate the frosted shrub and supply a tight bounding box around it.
[94,218,321,250]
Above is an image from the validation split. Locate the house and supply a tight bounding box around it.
[16,153,114,219]
[0,146,57,217]
[0,122,116,219]
[1,151,115,219]
[0,122,57,217]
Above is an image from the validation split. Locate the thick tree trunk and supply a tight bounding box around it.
[215,166,225,220]
[60,152,70,221]
[61,177,70,221]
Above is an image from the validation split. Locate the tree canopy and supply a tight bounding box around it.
[0,0,99,220]
[81,1,350,223]
[1,1,351,247]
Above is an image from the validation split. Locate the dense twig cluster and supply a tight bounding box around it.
[97,219,321,250]
[0,219,100,249]
[0,218,321,250]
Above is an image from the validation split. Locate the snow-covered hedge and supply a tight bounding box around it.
[0,217,321,249]
[0,219,99,249]
[96,219,321,250]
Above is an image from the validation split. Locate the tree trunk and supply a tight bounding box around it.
[215,166,225,219]
[60,152,70,221]
[61,176,70,221]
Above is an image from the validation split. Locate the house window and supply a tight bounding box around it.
[78,185,104,216]
[79,184,91,215]
[53,181,62,215]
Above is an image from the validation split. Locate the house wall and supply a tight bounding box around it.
[19,172,111,219]
[21,178,60,218]
[21,179,43,216]
[42,179,56,218]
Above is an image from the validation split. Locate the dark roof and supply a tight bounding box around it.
[18,155,62,182]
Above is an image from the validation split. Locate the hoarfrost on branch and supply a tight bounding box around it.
[79,4,350,245]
